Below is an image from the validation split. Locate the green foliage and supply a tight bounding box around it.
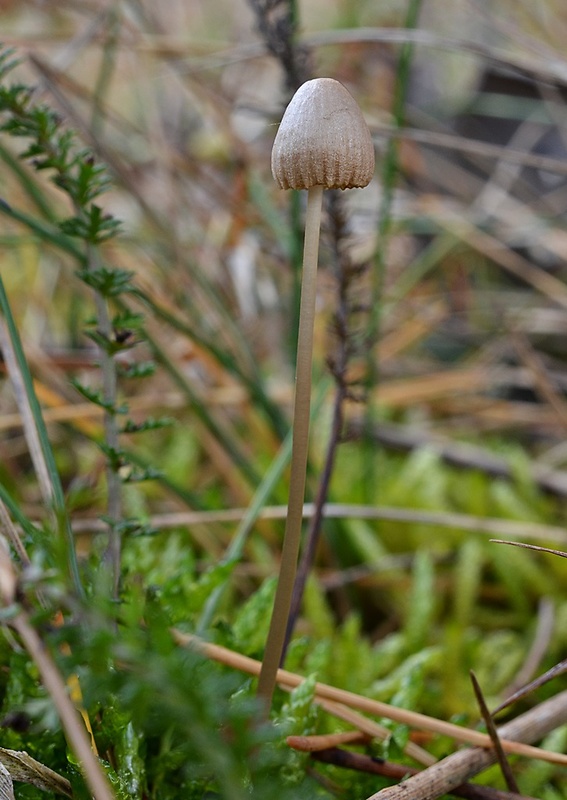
[0,20,566,800]
[232,577,277,655]
[76,265,133,297]
[272,675,320,786]
[70,377,128,414]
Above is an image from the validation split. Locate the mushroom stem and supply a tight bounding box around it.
[257,185,324,708]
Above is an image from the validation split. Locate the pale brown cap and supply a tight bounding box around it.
[271,78,375,191]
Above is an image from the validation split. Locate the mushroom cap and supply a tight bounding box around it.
[271,78,375,191]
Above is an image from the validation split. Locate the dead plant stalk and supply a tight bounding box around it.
[176,632,567,768]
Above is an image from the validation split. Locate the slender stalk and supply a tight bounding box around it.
[85,242,122,599]
[0,278,83,598]
[283,377,345,654]
[88,16,123,599]
[257,185,324,708]
[470,671,520,795]
[283,194,352,655]
[13,613,116,800]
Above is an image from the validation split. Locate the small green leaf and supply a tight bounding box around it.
[70,377,128,414]
[118,361,156,379]
[121,417,174,434]
[75,265,133,296]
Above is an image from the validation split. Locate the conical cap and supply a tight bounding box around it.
[271,78,375,191]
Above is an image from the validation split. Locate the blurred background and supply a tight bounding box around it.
[3,0,567,725]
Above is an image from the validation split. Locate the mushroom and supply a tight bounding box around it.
[257,78,375,708]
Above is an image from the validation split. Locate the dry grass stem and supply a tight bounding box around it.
[315,699,436,766]
[66,505,567,548]
[367,688,567,799]
[502,598,555,699]
[470,671,520,794]
[0,546,113,800]
[312,748,540,800]
[0,319,54,508]
[175,633,567,767]
[286,730,369,752]
[372,123,567,177]
[492,657,567,717]
[12,614,114,800]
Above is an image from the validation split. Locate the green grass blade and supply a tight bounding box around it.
[0,276,83,597]
[129,290,289,441]
[0,482,43,541]
[146,328,261,489]
[0,142,58,222]
[0,200,85,262]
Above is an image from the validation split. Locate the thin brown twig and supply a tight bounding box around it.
[470,671,520,794]
[67,504,567,547]
[12,614,115,800]
[302,27,567,85]
[0,544,114,800]
[314,698,436,766]
[490,539,567,559]
[247,0,310,92]
[311,747,540,800]
[174,633,567,767]
[492,657,567,717]
[287,730,369,751]
[512,333,567,433]
[427,199,567,311]
[371,123,567,178]
[366,689,567,800]
[0,500,31,569]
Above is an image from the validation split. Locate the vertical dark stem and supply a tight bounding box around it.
[247,0,311,92]
[86,242,122,598]
[369,0,424,357]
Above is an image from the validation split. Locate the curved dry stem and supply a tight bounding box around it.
[257,185,324,708]
[13,614,115,800]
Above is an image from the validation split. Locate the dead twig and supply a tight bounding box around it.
[68,504,567,548]
[315,698,436,766]
[287,730,369,751]
[174,633,567,767]
[492,658,567,717]
[247,0,310,91]
[470,671,520,794]
[491,539,567,559]
[310,747,539,800]
[366,688,567,799]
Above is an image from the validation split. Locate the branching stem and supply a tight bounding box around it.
[85,242,122,599]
